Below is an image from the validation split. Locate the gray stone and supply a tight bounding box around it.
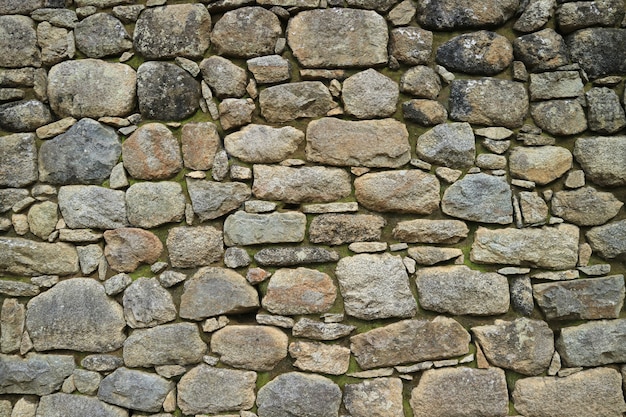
[247,55,291,84]
[410,367,508,417]
[133,4,211,59]
[126,182,185,228]
[123,322,206,368]
[389,27,433,66]
[306,117,410,168]
[181,122,220,171]
[104,228,162,273]
[0,238,78,276]
[122,278,175,329]
[534,275,624,320]
[471,224,580,270]
[77,244,102,276]
[344,0,397,11]
[287,9,387,68]
[262,267,336,315]
[0,279,40,297]
[257,372,341,417]
[416,265,510,316]
[529,71,584,100]
[519,191,548,225]
[416,122,476,169]
[200,56,247,99]
[10,397,38,417]
[1,298,24,353]
[552,187,622,226]
[82,354,124,372]
[335,253,416,320]
[350,317,470,369]
[27,201,57,238]
[289,342,349,375]
[400,66,441,99]
[342,69,398,118]
[58,185,128,229]
[407,247,463,266]
[557,319,626,367]
[158,270,187,288]
[137,61,200,121]
[344,378,404,417]
[567,28,626,79]
[442,173,513,224]
[122,124,182,181]
[309,214,385,246]
[510,275,535,316]
[514,0,556,32]
[166,226,223,268]
[180,267,259,320]
[403,99,448,126]
[0,189,29,213]
[392,219,469,244]
[224,247,250,269]
[225,124,304,164]
[98,368,172,413]
[436,31,513,75]
[574,136,626,187]
[557,0,624,33]
[0,100,52,132]
[0,16,40,68]
[513,367,626,417]
[224,211,306,246]
[0,354,74,395]
[254,247,339,266]
[36,393,128,417]
[416,0,519,29]
[26,278,125,352]
[35,23,72,66]
[252,165,350,204]
[509,145,572,185]
[31,8,78,28]
[0,0,44,15]
[0,133,37,187]
[211,7,281,58]
[48,59,136,119]
[586,87,626,134]
[211,325,288,371]
[587,220,626,260]
[39,118,120,185]
[531,99,587,136]
[177,365,256,415]
[259,81,335,123]
[291,318,355,340]
[103,273,131,296]
[75,13,131,58]
[513,28,569,71]
[73,369,102,395]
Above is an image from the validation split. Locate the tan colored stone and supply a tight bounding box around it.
[262,267,336,315]
[289,341,350,375]
[392,219,469,244]
[211,325,287,371]
[104,228,163,273]
[181,122,220,171]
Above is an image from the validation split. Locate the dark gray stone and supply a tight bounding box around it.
[436,31,513,75]
[75,13,131,58]
[309,214,386,246]
[254,247,339,266]
[98,368,173,413]
[122,278,176,329]
[0,353,74,395]
[389,27,433,66]
[0,100,51,132]
[0,16,40,68]
[513,28,569,71]
[35,393,128,417]
[567,28,626,79]
[531,99,587,136]
[557,319,626,367]
[416,0,519,29]
[587,220,626,260]
[585,87,626,134]
[557,0,624,33]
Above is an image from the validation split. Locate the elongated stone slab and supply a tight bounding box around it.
[224,211,306,246]
[0,354,74,395]
[557,318,626,367]
[0,238,78,276]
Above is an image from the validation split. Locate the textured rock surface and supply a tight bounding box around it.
[104,228,163,273]
[566,28,626,79]
[36,393,128,417]
[259,81,335,123]
[510,145,572,185]
[224,124,304,163]
[58,185,128,229]
[224,211,306,246]
[0,354,74,395]
[211,325,288,371]
[586,220,626,260]
[122,277,176,328]
[166,226,224,268]
[187,179,250,221]
[126,182,185,228]
[531,99,587,136]
[75,13,131,58]
[211,7,281,58]
[392,219,469,244]
[551,187,622,226]
[342,69,398,118]
[574,136,626,187]
[289,341,350,375]
[436,31,513,75]
[262,267,336,315]
[344,378,404,417]
[0,238,78,276]
[0,133,37,187]
[416,122,475,169]
[557,319,626,367]
[98,368,173,412]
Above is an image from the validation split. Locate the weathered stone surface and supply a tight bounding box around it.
[123,322,206,367]
[178,365,256,415]
[449,79,528,128]
[403,99,448,126]
[75,13,131,58]
[519,191,548,226]
[289,341,350,375]
[122,124,182,180]
[256,372,341,417]
[552,187,622,226]
[25,201,58,240]
[514,0,556,32]
[0,0,44,15]
[58,185,128,229]
[436,31,513,75]
[126,182,185,228]
[531,99,587,136]
[211,325,288,371]
[416,266,509,316]
[344,378,403,417]
[587,220,626,260]
[247,55,291,84]
[259,82,335,123]
[292,318,355,340]
[181,122,220,171]
[36,393,128,417]
[351,317,470,369]
[104,228,162,273]
[0,353,74,395]
[26,278,125,352]
[354,170,439,214]
[0,238,78,276]
[166,226,224,268]
[180,267,259,320]
[442,173,513,224]
[392,219,469,244]
[529,70,584,101]
[218,98,255,131]
[287,9,387,68]
[306,118,410,168]
[509,145,572,185]
[0,100,51,132]
[262,267,336,315]
[471,224,579,269]
[225,124,303,163]
[200,56,247,99]
[513,367,626,417]
[309,214,385,246]
[224,211,306,246]
[574,136,626,187]
[472,318,554,375]
[254,247,339,266]
[211,7,281,58]
[48,59,136,118]
[586,87,626,134]
[1,298,24,353]
[98,368,173,413]
[37,21,73,66]
[557,319,626,367]
[0,279,40,297]
[534,275,624,320]
[342,69,398,119]
[0,133,37,187]
[0,16,40,68]
[0,189,29,213]
[187,179,250,221]
[122,278,175,329]
[416,0,519,29]
[400,66,441,99]
[416,122,475,169]
[410,367,508,417]
[134,4,211,59]
[335,253,416,320]
[82,354,123,372]
[513,28,569,71]
[39,118,120,185]
[389,27,433,66]
[567,28,626,79]
[137,61,200,121]
[408,247,463,266]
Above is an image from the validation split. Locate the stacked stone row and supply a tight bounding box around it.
[1,0,626,416]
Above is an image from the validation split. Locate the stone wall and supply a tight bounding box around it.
[1,0,626,416]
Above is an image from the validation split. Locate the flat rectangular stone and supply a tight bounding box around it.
[532,270,579,280]
[301,202,359,214]
[0,279,40,297]
[223,211,306,246]
[0,238,79,276]
[529,71,584,101]
[58,229,103,242]
[557,319,626,367]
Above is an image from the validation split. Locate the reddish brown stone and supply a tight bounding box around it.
[122,123,182,180]
[104,228,163,273]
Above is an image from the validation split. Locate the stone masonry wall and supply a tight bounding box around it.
[1,0,626,416]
